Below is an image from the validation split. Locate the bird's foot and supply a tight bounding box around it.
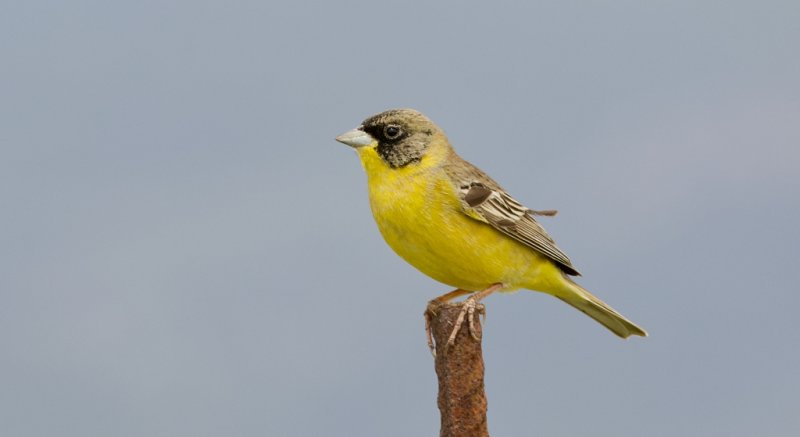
[424,288,472,357]
[424,284,502,356]
[446,295,486,348]
[425,299,483,356]
[444,283,502,350]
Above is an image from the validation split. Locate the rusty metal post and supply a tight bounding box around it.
[427,302,490,437]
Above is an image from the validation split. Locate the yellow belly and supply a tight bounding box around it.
[365,164,557,292]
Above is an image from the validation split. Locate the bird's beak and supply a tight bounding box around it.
[335,127,375,148]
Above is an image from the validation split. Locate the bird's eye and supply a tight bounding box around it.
[384,125,402,139]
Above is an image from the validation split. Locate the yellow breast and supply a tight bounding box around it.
[356,144,552,292]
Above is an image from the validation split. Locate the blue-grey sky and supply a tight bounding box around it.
[2,1,799,436]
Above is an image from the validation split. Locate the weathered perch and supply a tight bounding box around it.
[427,302,490,437]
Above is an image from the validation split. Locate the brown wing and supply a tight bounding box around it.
[444,156,580,276]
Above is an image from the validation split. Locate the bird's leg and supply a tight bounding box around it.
[425,288,473,356]
[446,283,503,348]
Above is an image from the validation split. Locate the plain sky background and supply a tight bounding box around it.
[2,1,799,436]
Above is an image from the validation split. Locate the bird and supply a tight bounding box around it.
[335,108,646,350]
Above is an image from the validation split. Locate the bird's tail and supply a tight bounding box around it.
[556,279,647,339]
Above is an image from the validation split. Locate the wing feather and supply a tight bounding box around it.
[443,157,580,276]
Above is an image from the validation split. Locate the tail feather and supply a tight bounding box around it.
[557,281,647,339]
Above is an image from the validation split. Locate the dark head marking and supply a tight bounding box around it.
[360,109,438,168]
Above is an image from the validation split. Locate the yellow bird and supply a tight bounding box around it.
[336,109,646,347]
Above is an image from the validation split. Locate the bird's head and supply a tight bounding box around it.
[336,109,449,170]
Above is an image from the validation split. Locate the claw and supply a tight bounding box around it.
[424,309,436,358]
[424,300,446,357]
[446,295,486,348]
[446,302,469,349]
[467,303,483,341]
